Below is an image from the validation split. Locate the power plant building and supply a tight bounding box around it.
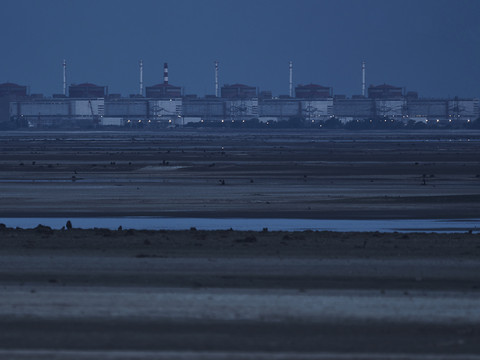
[225,99,259,121]
[374,99,405,118]
[10,98,105,127]
[301,100,334,121]
[333,98,375,121]
[259,99,301,121]
[3,61,479,127]
[105,98,147,117]
[145,62,182,99]
[221,84,256,99]
[368,84,403,99]
[149,99,183,120]
[0,82,27,98]
[295,84,332,99]
[0,83,28,124]
[182,98,225,121]
[69,83,106,98]
[145,84,182,99]
[8,95,480,127]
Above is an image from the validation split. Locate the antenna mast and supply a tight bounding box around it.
[139,60,143,95]
[215,61,219,97]
[362,61,366,97]
[289,61,293,98]
[62,59,67,96]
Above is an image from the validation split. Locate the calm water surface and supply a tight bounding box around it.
[0,217,479,233]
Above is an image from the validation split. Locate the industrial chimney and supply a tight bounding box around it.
[214,61,219,97]
[289,61,293,98]
[139,60,143,96]
[362,61,366,97]
[62,59,67,96]
[163,63,169,85]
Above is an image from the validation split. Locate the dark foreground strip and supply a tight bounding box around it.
[0,319,479,354]
[1,272,480,292]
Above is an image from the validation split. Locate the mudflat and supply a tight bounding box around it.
[0,129,479,219]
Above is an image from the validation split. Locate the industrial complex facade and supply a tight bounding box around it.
[1,62,479,128]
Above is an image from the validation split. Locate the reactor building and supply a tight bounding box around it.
[2,61,479,128]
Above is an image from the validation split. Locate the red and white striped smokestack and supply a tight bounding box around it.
[163,62,169,85]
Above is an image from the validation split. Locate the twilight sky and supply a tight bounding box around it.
[1,0,479,98]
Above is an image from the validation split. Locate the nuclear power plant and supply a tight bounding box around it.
[1,60,479,128]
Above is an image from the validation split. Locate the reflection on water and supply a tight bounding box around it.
[0,217,478,233]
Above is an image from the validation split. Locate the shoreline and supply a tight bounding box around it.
[1,227,479,258]
[1,209,479,220]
